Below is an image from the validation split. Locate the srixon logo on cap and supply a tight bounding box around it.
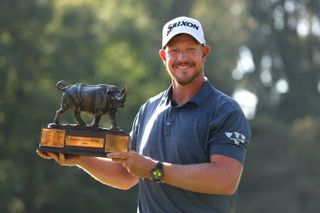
[166,21,200,36]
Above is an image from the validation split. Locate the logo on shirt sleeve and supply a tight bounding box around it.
[225,132,246,145]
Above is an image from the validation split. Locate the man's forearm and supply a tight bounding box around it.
[77,156,139,190]
[161,155,243,195]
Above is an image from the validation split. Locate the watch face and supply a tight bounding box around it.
[151,168,163,181]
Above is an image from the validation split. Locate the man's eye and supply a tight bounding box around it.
[170,50,179,54]
[187,49,196,53]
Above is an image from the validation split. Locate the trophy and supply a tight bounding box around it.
[38,80,129,157]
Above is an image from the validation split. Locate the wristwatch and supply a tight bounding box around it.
[150,161,164,182]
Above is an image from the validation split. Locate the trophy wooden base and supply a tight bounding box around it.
[38,124,129,157]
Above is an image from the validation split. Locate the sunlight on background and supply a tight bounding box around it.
[275,0,320,37]
[233,88,258,120]
[297,15,320,37]
[275,78,289,94]
[231,46,258,119]
[232,46,255,80]
[260,55,272,86]
[311,16,320,36]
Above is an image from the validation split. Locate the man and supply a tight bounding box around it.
[37,16,251,212]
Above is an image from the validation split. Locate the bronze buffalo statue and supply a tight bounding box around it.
[53,80,127,129]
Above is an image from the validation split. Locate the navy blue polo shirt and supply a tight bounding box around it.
[130,78,251,213]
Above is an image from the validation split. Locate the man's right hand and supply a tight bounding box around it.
[36,150,80,166]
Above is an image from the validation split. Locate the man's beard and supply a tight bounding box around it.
[171,61,202,86]
[175,70,201,85]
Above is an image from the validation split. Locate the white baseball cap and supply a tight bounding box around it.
[162,16,206,48]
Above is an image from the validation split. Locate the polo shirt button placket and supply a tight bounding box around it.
[164,108,175,136]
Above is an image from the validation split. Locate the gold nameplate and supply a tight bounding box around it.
[41,128,65,148]
[105,134,129,152]
[66,136,104,148]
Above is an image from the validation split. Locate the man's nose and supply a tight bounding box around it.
[177,51,187,60]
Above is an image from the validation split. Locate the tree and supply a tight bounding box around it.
[244,0,320,121]
[236,0,320,212]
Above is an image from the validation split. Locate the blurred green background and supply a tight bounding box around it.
[1,0,319,212]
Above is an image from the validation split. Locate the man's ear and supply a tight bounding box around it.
[159,49,167,65]
[202,45,211,62]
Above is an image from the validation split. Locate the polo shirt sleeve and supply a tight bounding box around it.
[129,105,144,151]
[129,102,149,152]
[208,106,251,164]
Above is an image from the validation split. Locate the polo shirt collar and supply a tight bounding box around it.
[189,77,214,106]
[163,77,214,107]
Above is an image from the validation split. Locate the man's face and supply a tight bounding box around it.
[160,34,210,86]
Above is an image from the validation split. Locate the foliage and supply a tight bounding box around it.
[244,0,320,121]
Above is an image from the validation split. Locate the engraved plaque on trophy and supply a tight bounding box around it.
[38,80,129,157]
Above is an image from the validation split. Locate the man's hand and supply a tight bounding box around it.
[107,151,156,179]
[36,150,80,166]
